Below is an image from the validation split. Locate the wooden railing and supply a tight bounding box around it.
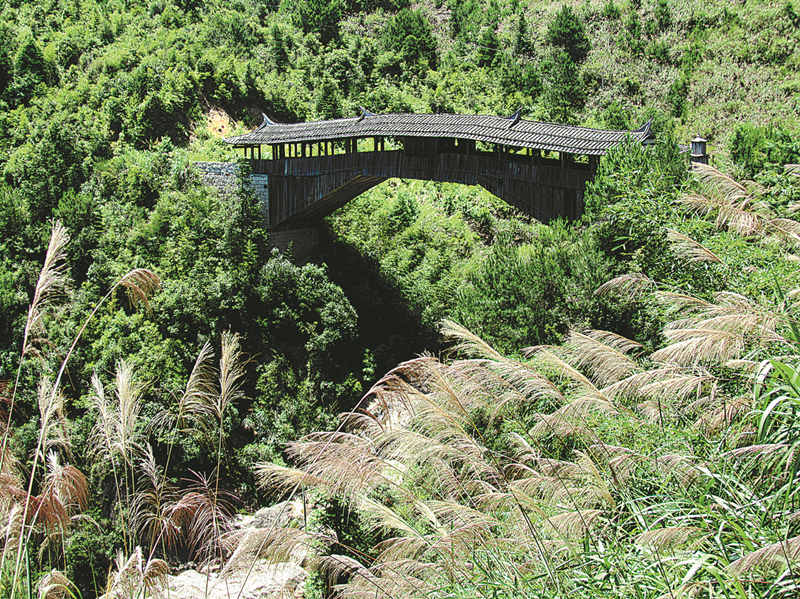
[250,150,589,186]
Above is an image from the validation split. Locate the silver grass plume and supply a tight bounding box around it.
[119,268,161,311]
[655,454,708,487]
[594,273,655,297]
[131,445,179,552]
[222,526,321,574]
[543,509,603,540]
[168,341,217,434]
[217,330,246,425]
[692,395,750,434]
[728,535,800,575]
[88,361,144,467]
[529,395,620,439]
[633,526,705,552]
[37,570,77,599]
[101,546,169,599]
[603,366,715,403]
[683,163,773,236]
[523,348,599,394]
[41,451,88,520]
[36,379,68,458]
[651,291,784,366]
[165,471,237,565]
[666,229,723,263]
[562,330,642,387]
[22,221,70,358]
[440,319,505,361]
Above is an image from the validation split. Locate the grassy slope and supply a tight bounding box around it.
[516,0,800,150]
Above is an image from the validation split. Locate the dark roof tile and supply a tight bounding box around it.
[226,112,652,155]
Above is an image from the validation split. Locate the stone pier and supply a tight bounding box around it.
[194,161,320,260]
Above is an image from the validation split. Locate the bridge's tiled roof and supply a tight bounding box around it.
[225,112,652,155]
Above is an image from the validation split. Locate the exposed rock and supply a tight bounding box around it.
[167,560,306,599]
[169,499,314,598]
[251,499,306,530]
[225,527,310,571]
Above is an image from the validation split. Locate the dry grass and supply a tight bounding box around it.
[247,320,746,597]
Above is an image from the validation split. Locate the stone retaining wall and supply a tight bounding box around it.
[194,161,319,260]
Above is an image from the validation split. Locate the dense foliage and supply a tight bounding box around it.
[1,0,800,598]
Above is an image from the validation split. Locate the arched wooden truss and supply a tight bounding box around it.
[225,111,653,230]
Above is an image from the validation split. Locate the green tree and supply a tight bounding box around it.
[477,26,500,67]
[545,4,590,63]
[314,75,345,119]
[623,12,644,55]
[282,0,345,44]
[0,25,12,99]
[448,0,480,40]
[513,12,535,58]
[10,32,50,102]
[382,8,438,73]
[541,49,585,123]
[655,0,672,30]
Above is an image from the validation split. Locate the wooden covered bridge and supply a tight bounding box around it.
[224,110,652,231]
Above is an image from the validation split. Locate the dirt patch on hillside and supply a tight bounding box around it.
[206,107,234,137]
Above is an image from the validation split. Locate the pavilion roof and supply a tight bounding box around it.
[225,111,653,156]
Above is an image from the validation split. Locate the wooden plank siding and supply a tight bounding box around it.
[250,150,594,229]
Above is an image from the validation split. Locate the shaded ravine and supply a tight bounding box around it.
[311,223,442,378]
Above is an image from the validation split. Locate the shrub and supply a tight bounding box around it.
[583,136,689,282]
[454,224,614,352]
[729,123,800,177]
[64,515,122,597]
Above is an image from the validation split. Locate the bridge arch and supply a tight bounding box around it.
[224,111,653,230]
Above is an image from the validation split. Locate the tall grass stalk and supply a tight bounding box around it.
[8,262,159,599]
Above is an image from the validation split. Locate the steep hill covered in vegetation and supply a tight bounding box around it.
[1,1,800,597]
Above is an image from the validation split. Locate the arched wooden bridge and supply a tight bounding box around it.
[225,111,652,230]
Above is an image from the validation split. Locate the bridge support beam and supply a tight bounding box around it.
[196,150,595,256]
[256,150,593,229]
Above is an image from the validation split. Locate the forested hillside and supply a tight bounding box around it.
[1,1,800,598]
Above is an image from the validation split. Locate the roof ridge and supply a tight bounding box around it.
[224,112,649,155]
